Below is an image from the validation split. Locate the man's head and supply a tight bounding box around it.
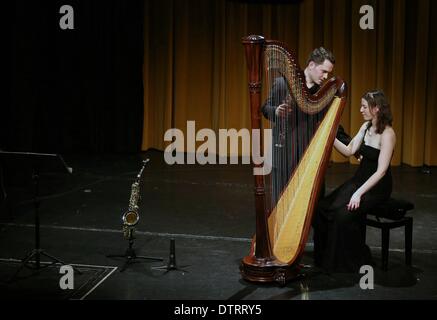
[305,47,335,86]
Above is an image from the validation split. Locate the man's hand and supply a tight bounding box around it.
[275,102,293,117]
[275,94,293,118]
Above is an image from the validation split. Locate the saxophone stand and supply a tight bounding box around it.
[152,238,189,274]
[107,228,163,272]
[0,151,83,282]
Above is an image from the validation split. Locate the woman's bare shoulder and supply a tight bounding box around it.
[382,126,395,137]
[381,126,396,144]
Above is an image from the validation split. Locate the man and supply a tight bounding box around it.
[261,47,351,204]
[262,47,335,118]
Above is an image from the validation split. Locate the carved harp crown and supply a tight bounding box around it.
[240,35,347,284]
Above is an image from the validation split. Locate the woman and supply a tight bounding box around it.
[313,90,396,273]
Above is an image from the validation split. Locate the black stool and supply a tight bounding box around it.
[365,198,414,271]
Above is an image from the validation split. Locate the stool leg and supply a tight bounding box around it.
[405,217,413,266]
[381,226,390,271]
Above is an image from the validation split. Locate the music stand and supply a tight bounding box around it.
[0,151,82,280]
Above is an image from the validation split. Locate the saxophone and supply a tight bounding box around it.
[122,159,149,238]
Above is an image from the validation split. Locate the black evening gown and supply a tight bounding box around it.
[313,129,392,273]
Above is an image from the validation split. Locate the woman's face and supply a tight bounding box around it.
[360,98,378,121]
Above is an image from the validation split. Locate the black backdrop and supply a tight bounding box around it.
[4,0,145,154]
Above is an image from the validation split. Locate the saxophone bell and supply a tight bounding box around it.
[122,209,140,227]
[122,209,139,239]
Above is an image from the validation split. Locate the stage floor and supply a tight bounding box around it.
[1,150,436,300]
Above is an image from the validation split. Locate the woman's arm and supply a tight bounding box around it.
[347,127,396,211]
[334,122,369,157]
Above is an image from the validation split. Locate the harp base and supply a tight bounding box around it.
[240,255,300,286]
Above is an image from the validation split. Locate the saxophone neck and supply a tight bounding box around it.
[137,159,150,180]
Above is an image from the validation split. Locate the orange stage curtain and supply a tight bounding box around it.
[142,0,437,166]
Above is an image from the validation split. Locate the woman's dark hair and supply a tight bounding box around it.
[362,90,393,134]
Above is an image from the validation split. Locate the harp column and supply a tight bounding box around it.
[241,35,273,261]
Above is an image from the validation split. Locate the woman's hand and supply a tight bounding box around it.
[347,192,361,211]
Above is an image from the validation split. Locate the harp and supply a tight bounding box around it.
[240,35,347,284]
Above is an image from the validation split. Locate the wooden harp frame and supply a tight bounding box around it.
[240,35,347,285]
